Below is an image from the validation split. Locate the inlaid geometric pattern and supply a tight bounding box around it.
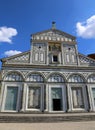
[48,74,65,82]
[33,43,46,51]
[79,53,95,65]
[26,73,44,82]
[62,73,70,79]
[6,52,30,64]
[68,74,84,83]
[4,72,23,81]
[88,74,95,83]
[63,45,76,52]
[42,72,50,77]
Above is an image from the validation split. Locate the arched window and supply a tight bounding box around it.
[4,72,23,81]
[48,74,65,82]
[68,74,84,83]
[26,73,44,82]
[88,75,95,83]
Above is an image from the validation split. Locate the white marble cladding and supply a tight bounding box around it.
[32,31,75,42]
[2,28,95,113]
[33,43,46,50]
[5,52,30,64]
[32,43,47,64]
[62,44,77,64]
[63,45,76,53]
[2,70,95,83]
[2,69,95,112]
[79,54,95,65]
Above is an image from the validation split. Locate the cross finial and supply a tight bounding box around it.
[52,21,56,29]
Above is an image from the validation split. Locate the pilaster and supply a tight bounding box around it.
[20,83,27,112]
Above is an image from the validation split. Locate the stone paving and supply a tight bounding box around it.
[0,121,95,130]
[0,113,95,129]
[0,112,95,130]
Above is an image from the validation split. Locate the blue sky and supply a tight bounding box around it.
[0,0,95,67]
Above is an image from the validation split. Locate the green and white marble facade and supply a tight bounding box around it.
[1,26,95,113]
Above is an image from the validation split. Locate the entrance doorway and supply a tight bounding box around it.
[51,87,62,111]
[53,99,61,110]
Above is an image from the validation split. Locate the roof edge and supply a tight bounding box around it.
[0,50,30,62]
[31,28,76,39]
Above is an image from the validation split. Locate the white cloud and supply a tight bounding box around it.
[4,50,22,57]
[76,15,95,38]
[0,26,17,43]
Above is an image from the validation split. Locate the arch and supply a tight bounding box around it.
[87,74,95,83]
[4,71,24,81]
[26,72,45,82]
[47,72,66,83]
[68,73,86,83]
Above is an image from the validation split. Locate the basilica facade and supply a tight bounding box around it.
[1,23,95,113]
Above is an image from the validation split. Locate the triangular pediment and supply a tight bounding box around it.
[31,29,76,43]
[1,51,30,64]
[79,53,95,66]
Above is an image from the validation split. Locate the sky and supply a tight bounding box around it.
[0,0,95,67]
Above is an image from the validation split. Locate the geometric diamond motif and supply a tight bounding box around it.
[6,51,30,64]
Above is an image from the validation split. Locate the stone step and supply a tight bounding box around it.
[0,113,95,123]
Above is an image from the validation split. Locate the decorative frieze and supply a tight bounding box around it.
[42,72,50,78]
[62,72,70,79]
[33,43,46,51]
[63,45,76,53]
[32,31,75,42]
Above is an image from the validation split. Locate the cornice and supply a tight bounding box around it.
[2,64,95,70]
